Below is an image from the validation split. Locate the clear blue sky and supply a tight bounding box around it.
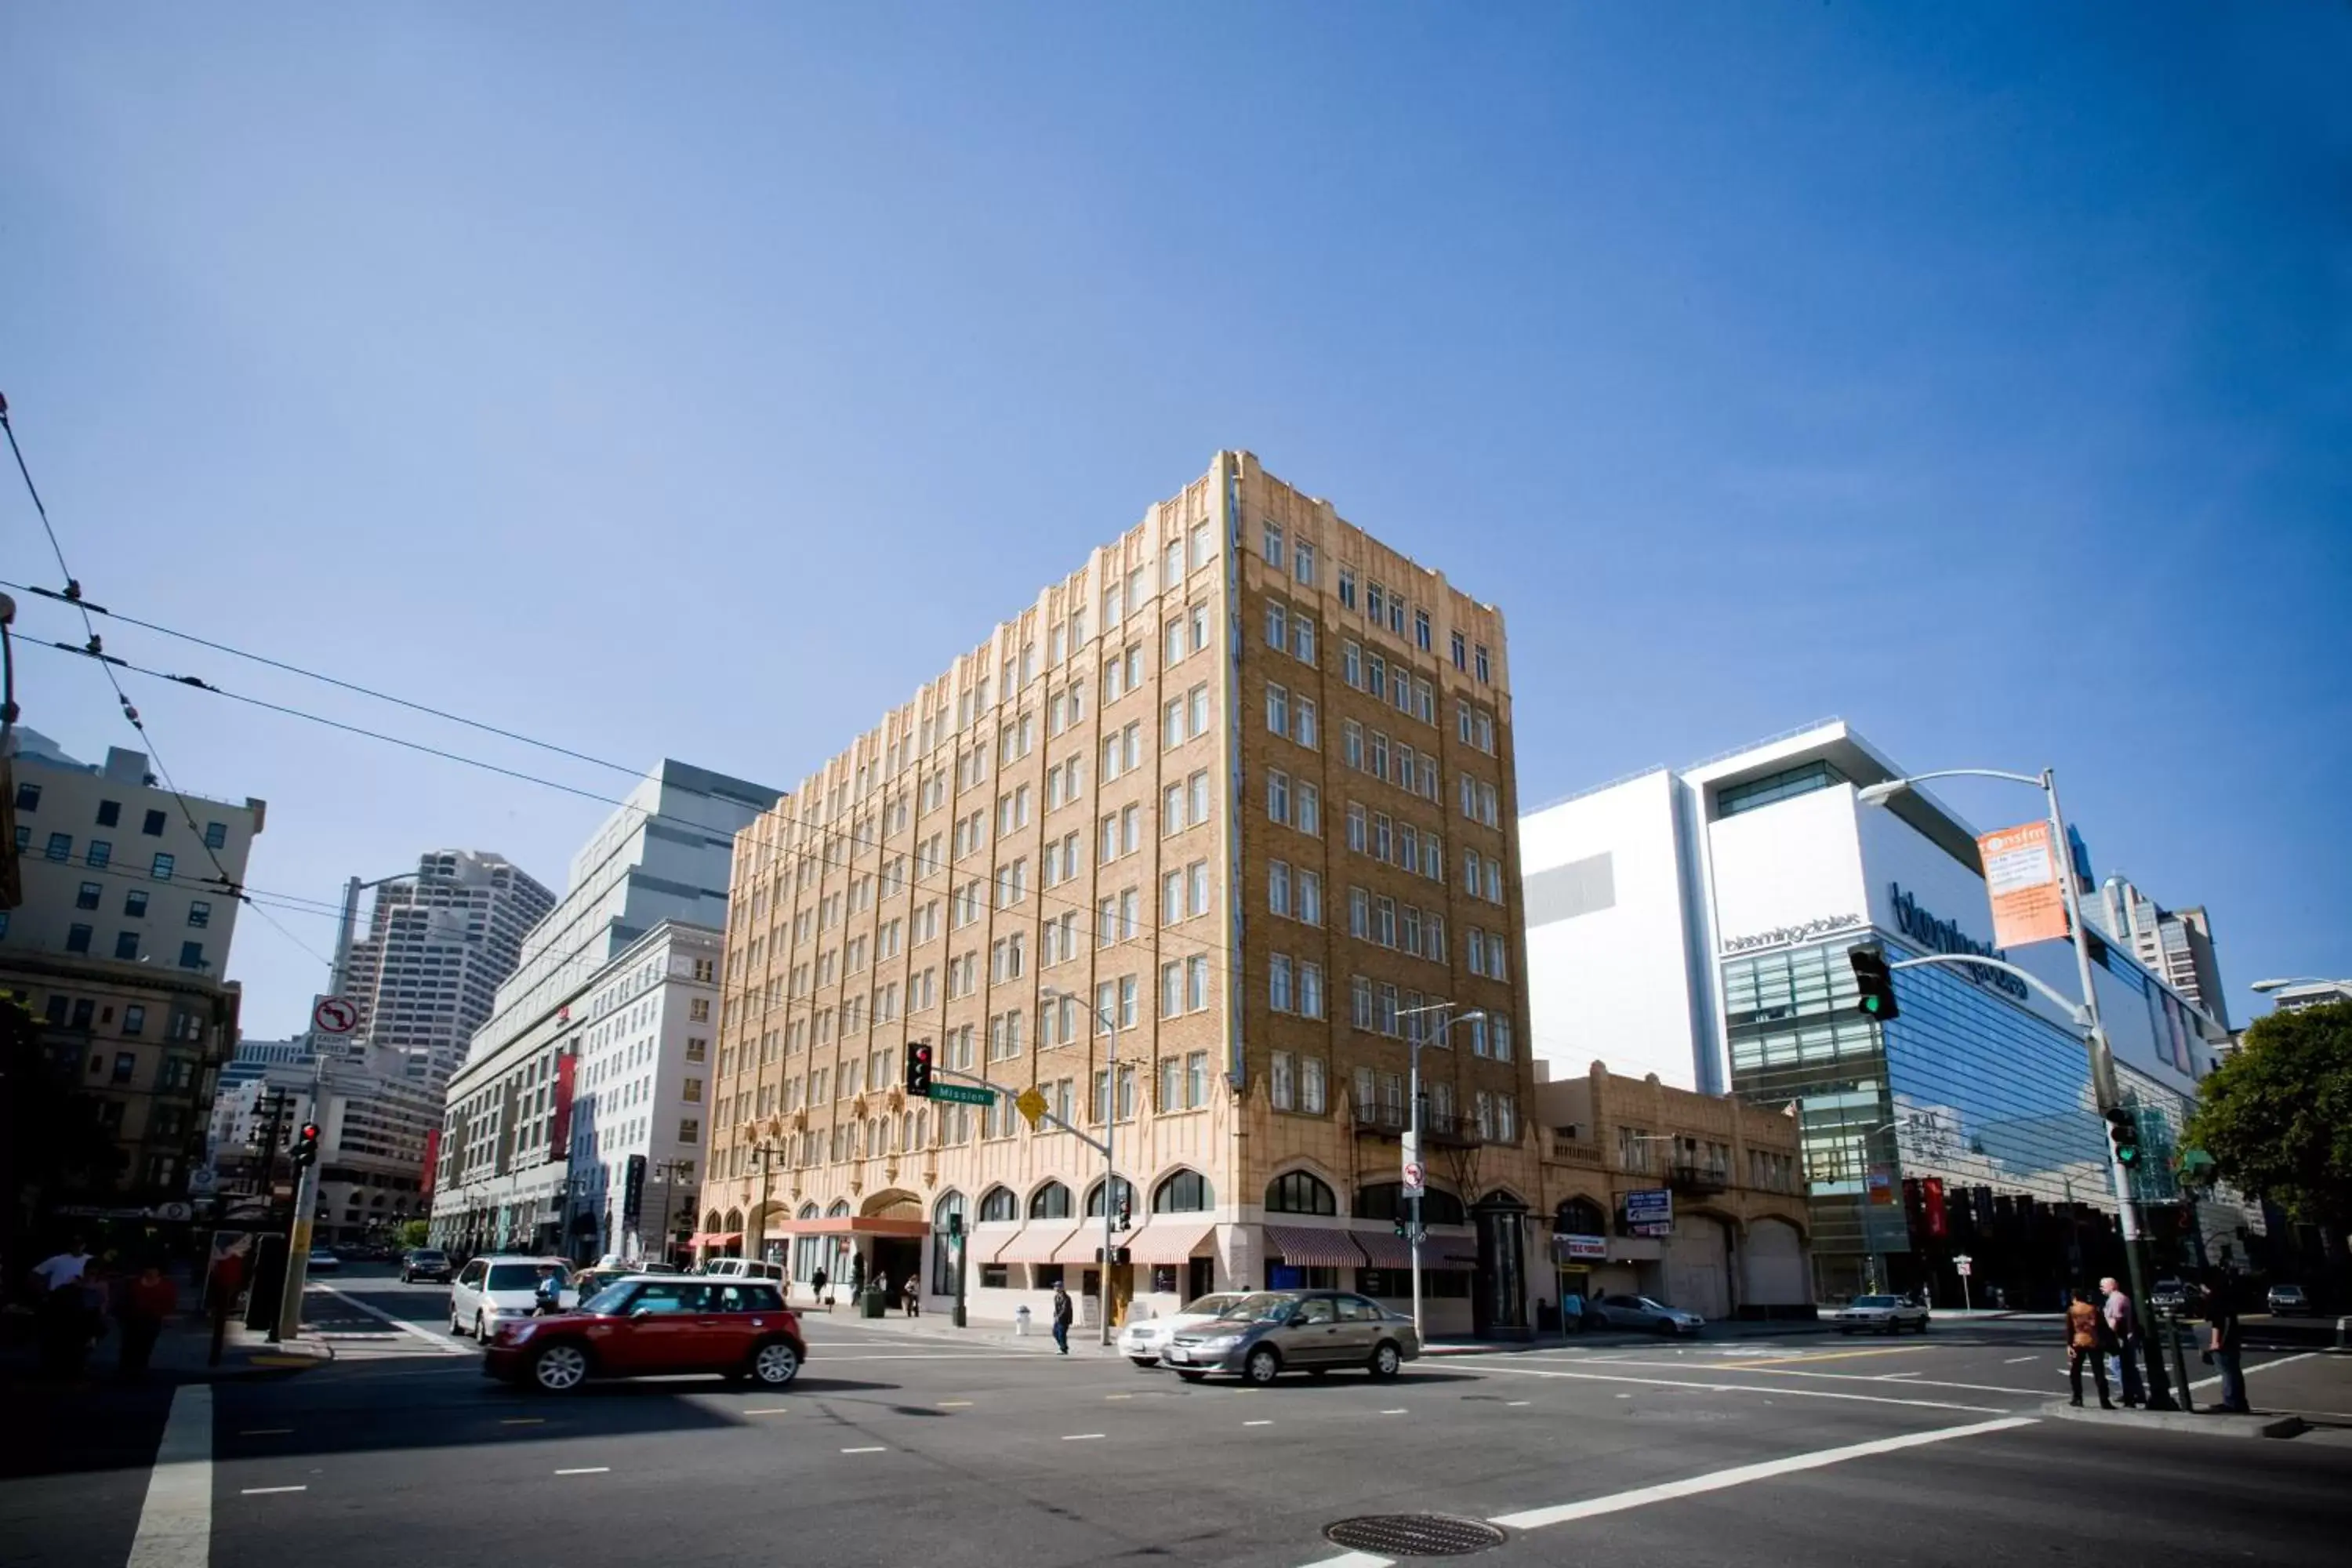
[4,3,2346,1040]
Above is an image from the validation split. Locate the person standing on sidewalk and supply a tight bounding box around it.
[812,1264,829,1309]
[2067,1287,2115,1409]
[116,1261,179,1379]
[2100,1276,2145,1406]
[2203,1276,2249,1413]
[1051,1280,1073,1354]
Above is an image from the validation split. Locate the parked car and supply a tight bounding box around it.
[1119,1292,1249,1366]
[1584,1293,1705,1336]
[702,1258,786,1283]
[305,1247,341,1274]
[482,1276,805,1392]
[2149,1279,2192,1312]
[1830,1294,1930,1334]
[1161,1290,1421,1385]
[2267,1283,2311,1316]
[449,1256,577,1340]
[401,1249,454,1284]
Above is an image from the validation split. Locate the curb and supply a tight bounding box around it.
[2037,1398,2306,1439]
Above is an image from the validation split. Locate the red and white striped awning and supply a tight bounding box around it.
[1126,1220,1215,1265]
[1350,1228,1415,1269]
[992,1226,1073,1265]
[1263,1224,1367,1269]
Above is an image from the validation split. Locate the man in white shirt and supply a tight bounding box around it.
[31,1239,90,1294]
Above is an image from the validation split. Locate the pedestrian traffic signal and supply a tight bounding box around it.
[292,1121,321,1169]
[1849,946,1900,1021]
[1116,1197,1132,1232]
[1393,1216,1409,1239]
[905,1040,934,1098]
[2104,1106,2141,1167]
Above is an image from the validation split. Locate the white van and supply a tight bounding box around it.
[702,1258,786,1284]
[449,1256,576,1340]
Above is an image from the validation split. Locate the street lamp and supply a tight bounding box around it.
[1040,986,1127,1348]
[742,1125,786,1266]
[1394,1003,1486,1341]
[652,1157,695,1268]
[1859,764,2184,1410]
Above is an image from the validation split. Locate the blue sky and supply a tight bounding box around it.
[4,3,2346,1040]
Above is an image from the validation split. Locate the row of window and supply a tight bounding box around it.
[1339,639,1437,727]
[56,924,209,968]
[12,785,228,845]
[70,882,212,924]
[13,827,183,879]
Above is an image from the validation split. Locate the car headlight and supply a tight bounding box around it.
[1192,1333,1243,1352]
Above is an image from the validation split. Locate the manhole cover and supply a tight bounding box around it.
[1324,1515,1507,1557]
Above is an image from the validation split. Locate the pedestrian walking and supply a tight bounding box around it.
[2067,1287,2114,1409]
[117,1261,179,1379]
[2100,1276,2145,1406]
[849,1251,866,1305]
[812,1264,830,1309]
[1051,1280,1073,1354]
[29,1236,92,1295]
[2202,1276,2249,1413]
[903,1276,921,1317]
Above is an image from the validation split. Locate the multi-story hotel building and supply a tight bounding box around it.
[706,452,1540,1335]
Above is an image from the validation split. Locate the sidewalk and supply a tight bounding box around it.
[0,1304,331,1387]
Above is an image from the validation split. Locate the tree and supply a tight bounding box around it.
[393,1218,430,1250]
[2186,1000,2352,1229]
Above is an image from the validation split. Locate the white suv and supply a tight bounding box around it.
[450,1256,576,1341]
[702,1258,786,1284]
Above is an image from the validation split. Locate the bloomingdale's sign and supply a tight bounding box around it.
[1720,913,1865,954]
[1889,884,2031,1000]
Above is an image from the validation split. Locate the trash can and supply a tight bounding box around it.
[862,1283,886,1319]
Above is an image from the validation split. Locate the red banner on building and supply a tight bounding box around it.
[1922,1176,1947,1238]
[420,1127,441,1203]
[550,1053,577,1159]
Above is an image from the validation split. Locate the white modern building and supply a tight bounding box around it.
[341,851,557,1084]
[1520,719,2251,1303]
[429,760,782,1261]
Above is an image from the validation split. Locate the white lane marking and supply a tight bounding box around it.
[1243,1419,1274,1427]
[743,1407,790,1416]
[1488,1416,2037,1531]
[938,1400,973,1408]
[1379,1408,1408,1415]
[238,1486,307,1497]
[129,1385,212,1568]
[1506,1400,1532,1407]
[1062,1432,1106,1441]
[1105,1393,1133,1400]
[1299,1555,1395,1568]
[2188,1349,2318,1392]
[1875,1372,1922,1381]
[554,1468,609,1476]
[307,1284,471,1355]
[2004,1356,2039,1364]
[1539,1356,2049,1399]
[1470,1363,2011,1414]
[806,1352,1032,1363]
[840,1446,887,1454]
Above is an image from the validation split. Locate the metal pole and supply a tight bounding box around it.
[275,1069,325,1342]
[2042,769,2180,1411]
[952,1214,968,1329]
[1408,1027,1424,1341]
[1102,1015,1117,1347]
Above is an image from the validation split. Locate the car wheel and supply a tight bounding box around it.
[1369,1341,1403,1380]
[1175,1370,1207,1382]
[750,1338,801,1388]
[1244,1346,1281,1385]
[1915,1317,1930,1333]
[1655,1319,1676,1335]
[531,1342,589,1393]
[451,1308,465,1335]
[1129,1357,1158,1369]
[475,1312,490,1343]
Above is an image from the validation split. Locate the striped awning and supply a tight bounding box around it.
[993,1226,1074,1265]
[1350,1228,1416,1269]
[1263,1224,1367,1269]
[1126,1220,1214,1265]
[1054,1228,1113,1266]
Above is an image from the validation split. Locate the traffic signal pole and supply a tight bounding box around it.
[274,1099,325,1343]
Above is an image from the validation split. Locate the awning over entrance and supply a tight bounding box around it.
[773,1216,930,1239]
[690,1232,742,1248]
[1349,1227,1476,1270]
[1350,1228,1415,1269]
[1263,1224,1367,1268]
[1125,1220,1214,1265]
[1053,1229,1112,1266]
[993,1225,1074,1265]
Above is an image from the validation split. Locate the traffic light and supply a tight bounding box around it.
[1116,1196,1132,1232]
[1394,1215,1409,1239]
[905,1040,934,1098]
[292,1121,321,1170]
[1849,946,1900,1021]
[2104,1106,2141,1167]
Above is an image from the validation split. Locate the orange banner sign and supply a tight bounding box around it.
[1976,820,2071,948]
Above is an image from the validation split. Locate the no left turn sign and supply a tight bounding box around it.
[312,995,359,1036]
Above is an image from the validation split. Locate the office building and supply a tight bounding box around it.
[703,452,1541,1336]
[429,761,782,1261]
[1520,720,2250,1304]
[340,851,555,1084]
[2,731,265,1208]
[2096,879,2228,1029]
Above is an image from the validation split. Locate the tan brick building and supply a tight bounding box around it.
[705,452,1541,1335]
[1537,1062,1812,1324]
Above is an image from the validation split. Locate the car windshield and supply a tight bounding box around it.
[1217,1293,1299,1323]
[580,1282,637,1315]
[1637,1298,1671,1312]
[486,1263,561,1291]
[1852,1296,1899,1308]
[412,1251,446,1263]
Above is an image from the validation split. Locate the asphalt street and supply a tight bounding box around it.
[8,1266,2349,1568]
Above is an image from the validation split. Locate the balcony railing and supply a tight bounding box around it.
[1548,1137,1602,1164]
[1352,1103,1411,1137]
[1350,1104,1483,1148]
[1668,1161,1730,1196]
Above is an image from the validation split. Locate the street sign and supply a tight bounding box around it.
[311,995,359,1036]
[1402,1159,1426,1196]
[930,1083,995,1106]
[1956,1259,1973,1278]
[1014,1087,1048,1129]
[1977,820,2070,948]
